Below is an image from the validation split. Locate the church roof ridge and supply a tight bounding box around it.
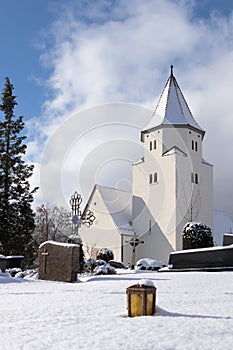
[95,184,132,194]
[142,66,205,136]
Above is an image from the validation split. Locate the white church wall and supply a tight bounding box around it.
[133,121,213,257]
[79,188,122,260]
[120,235,133,265]
[157,154,177,249]
[132,160,148,200]
[80,225,122,261]
[162,127,188,155]
[175,153,196,250]
[132,151,177,260]
[133,205,174,264]
[136,229,173,265]
[143,130,163,162]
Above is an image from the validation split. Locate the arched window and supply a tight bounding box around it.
[149,173,158,184]
[191,172,194,183]
[191,172,199,184]
[149,174,153,184]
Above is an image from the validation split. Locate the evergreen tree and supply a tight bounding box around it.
[182,222,214,250]
[0,77,38,265]
[96,248,114,262]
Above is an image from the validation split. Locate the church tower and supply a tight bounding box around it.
[132,66,213,260]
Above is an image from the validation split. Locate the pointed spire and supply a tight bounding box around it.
[142,66,205,137]
[170,64,174,77]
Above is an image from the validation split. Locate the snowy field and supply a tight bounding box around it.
[0,270,232,350]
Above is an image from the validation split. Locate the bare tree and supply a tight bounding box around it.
[81,242,97,273]
[184,189,201,222]
[85,242,97,259]
[34,204,71,244]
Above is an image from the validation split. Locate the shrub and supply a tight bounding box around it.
[96,248,114,262]
[83,258,97,273]
[182,222,214,250]
[94,263,116,275]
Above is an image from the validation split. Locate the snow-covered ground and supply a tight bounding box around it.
[0,270,232,350]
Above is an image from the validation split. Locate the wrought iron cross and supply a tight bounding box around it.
[69,191,95,234]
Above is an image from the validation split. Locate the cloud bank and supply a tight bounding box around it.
[28,0,233,220]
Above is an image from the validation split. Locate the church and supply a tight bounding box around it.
[79,66,213,264]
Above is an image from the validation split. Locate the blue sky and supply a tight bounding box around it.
[0,0,232,119]
[0,0,57,119]
[1,0,233,221]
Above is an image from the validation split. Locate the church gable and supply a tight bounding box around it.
[162,146,187,157]
[98,185,134,234]
[84,185,135,235]
[83,185,116,229]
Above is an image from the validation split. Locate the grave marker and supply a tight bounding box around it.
[38,241,80,282]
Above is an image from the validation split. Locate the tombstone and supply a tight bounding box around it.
[166,245,233,271]
[6,256,24,269]
[0,255,6,272]
[38,241,80,282]
[223,233,233,246]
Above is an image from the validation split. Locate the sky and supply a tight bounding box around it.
[0,0,233,221]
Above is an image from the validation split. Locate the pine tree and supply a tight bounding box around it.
[0,77,38,265]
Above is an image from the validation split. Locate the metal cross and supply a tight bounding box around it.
[127,232,144,269]
[69,191,95,234]
[70,191,82,227]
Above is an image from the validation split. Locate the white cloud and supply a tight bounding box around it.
[29,0,233,220]
[40,0,201,113]
[38,103,151,208]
